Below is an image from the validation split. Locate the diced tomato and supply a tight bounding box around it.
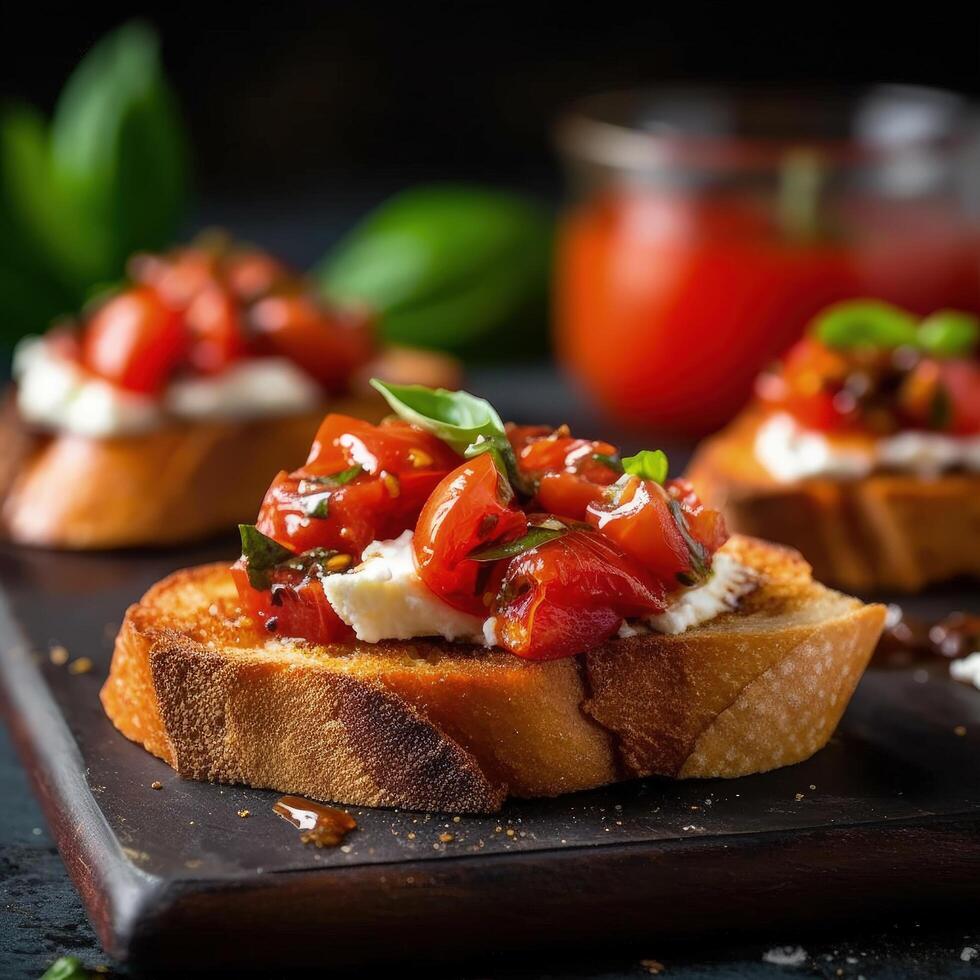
[939,361,980,435]
[250,294,374,392]
[305,415,459,475]
[222,250,289,302]
[184,284,245,374]
[494,529,666,660]
[82,286,189,394]
[129,247,219,309]
[414,453,528,616]
[257,416,461,558]
[509,425,622,520]
[586,476,727,587]
[231,560,352,645]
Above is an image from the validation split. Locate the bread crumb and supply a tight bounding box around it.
[763,946,807,966]
[795,793,805,801]
[150,781,163,790]
[954,725,967,736]
[68,656,93,674]
[49,645,69,665]
[506,828,516,837]
[407,832,416,840]
[961,947,978,962]
[640,959,664,974]
[237,809,250,818]
[452,815,461,823]
[438,832,454,843]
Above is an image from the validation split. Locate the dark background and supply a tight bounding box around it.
[4,3,980,200]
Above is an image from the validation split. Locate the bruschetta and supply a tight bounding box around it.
[688,300,980,593]
[101,383,884,812]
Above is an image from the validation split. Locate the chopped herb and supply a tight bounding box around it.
[300,491,331,519]
[814,300,920,350]
[469,522,568,562]
[622,449,669,484]
[238,524,294,588]
[302,464,363,487]
[918,310,980,358]
[592,452,623,473]
[929,383,952,430]
[371,378,535,498]
[667,499,710,583]
[40,957,92,980]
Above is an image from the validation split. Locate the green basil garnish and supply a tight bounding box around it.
[371,378,535,498]
[622,449,669,484]
[917,310,980,358]
[666,499,710,585]
[296,464,364,519]
[239,524,293,584]
[39,957,91,980]
[301,464,363,487]
[370,379,505,454]
[469,521,568,562]
[814,300,920,350]
[592,452,624,474]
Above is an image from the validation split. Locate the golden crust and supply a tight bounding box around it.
[687,410,980,593]
[100,536,884,812]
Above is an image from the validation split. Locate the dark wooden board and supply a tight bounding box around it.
[1,535,979,971]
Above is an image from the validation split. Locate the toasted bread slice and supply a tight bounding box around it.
[688,411,980,594]
[100,535,885,812]
[0,348,459,550]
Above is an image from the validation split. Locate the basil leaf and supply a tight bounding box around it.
[40,957,91,980]
[316,184,551,354]
[370,379,504,454]
[667,499,710,584]
[918,310,980,358]
[302,464,363,487]
[622,450,669,484]
[592,452,623,474]
[814,300,919,350]
[929,383,952,430]
[300,492,331,519]
[469,523,568,562]
[51,21,188,271]
[238,524,294,589]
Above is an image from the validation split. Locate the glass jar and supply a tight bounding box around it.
[554,86,980,436]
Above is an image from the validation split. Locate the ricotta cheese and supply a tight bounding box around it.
[618,552,759,637]
[13,336,322,438]
[755,411,980,482]
[322,531,487,644]
[324,533,758,648]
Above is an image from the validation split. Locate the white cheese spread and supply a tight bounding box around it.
[755,411,980,482]
[13,336,322,438]
[618,552,759,637]
[323,531,756,648]
[322,531,488,644]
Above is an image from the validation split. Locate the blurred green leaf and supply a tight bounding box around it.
[51,20,189,271]
[0,104,109,294]
[317,184,551,356]
[0,21,188,347]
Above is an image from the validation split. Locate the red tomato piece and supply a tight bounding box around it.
[222,250,289,302]
[257,417,461,558]
[939,361,980,435]
[509,425,621,520]
[82,286,189,393]
[494,529,666,660]
[231,560,352,645]
[250,294,374,391]
[586,476,727,587]
[414,453,528,616]
[184,284,245,374]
